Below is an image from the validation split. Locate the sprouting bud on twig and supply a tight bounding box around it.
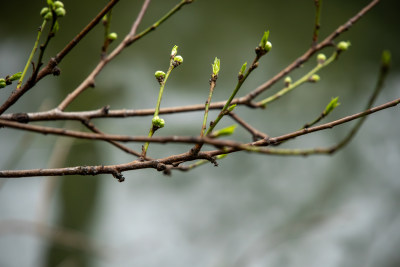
[284,76,292,87]
[324,97,340,115]
[212,57,220,76]
[171,45,178,58]
[154,70,166,84]
[172,55,183,67]
[317,53,326,64]
[256,30,272,56]
[227,104,237,112]
[238,62,247,80]
[309,74,320,83]
[9,72,22,82]
[337,41,351,52]
[152,116,165,128]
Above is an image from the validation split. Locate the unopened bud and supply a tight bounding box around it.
[309,74,320,83]
[154,70,166,83]
[173,55,183,67]
[55,7,66,17]
[317,53,326,64]
[284,76,292,87]
[152,116,165,128]
[108,32,118,41]
[337,41,351,52]
[54,1,64,9]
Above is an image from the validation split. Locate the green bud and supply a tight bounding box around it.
[212,125,237,138]
[173,55,183,67]
[284,76,292,86]
[47,0,54,7]
[309,74,320,83]
[212,57,220,76]
[54,1,64,9]
[337,41,351,52]
[264,41,272,52]
[55,7,66,17]
[108,32,118,41]
[171,45,178,58]
[0,79,6,88]
[40,7,50,17]
[238,62,247,77]
[9,72,22,82]
[44,11,53,21]
[324,97,340,115]
[152,116,165,128]
[154,70,166,83]
[317,53,326,64]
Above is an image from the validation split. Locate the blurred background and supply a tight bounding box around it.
[1,0,400,266]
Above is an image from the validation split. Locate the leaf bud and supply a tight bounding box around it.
[171,45,178,58]
[238,62,247,79]
[324,97,340,115]
[9,72,22,82]
[212,57,220,76]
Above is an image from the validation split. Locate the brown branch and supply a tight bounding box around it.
[1,97,399,148]
[228,112,269,141]
[1,94,399,178]
[0,0,120,115]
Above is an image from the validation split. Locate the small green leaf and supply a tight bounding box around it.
[259,31,269,48]
[227,104,237,112]
[216,154,227,159]
[0,79,6,88]
[324,97,340,115]
[212,124,237,137]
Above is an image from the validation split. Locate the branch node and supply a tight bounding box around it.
[112,171,125,182]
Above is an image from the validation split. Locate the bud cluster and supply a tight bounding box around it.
[40,1,66,21]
